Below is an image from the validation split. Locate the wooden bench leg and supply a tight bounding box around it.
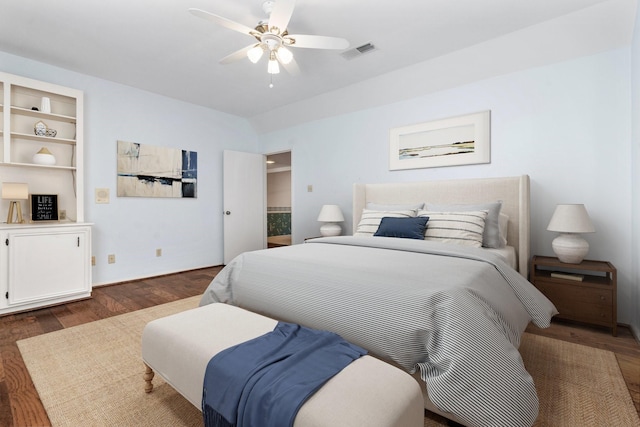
[144,363,155,393]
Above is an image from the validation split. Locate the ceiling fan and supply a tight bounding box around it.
[189,0,349,79]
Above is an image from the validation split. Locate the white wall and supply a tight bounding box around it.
[631,4,640,337]
[267,171,292,208]
[261,48,637,326]
[0,51,259,285]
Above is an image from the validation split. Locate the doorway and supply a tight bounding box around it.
[266,151,292,248]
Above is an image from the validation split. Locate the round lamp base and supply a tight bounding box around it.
[320,223,342,237]
[552,233,589,264]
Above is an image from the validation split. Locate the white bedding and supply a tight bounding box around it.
[201,236,557,427]
[485,245,517,269]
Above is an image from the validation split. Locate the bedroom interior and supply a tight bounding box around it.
[0,0,640,426]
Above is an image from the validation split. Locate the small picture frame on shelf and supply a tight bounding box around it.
[30,194,59,222]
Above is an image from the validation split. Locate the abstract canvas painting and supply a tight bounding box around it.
[117,140,197,198]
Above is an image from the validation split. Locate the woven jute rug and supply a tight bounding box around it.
[18,297,639,427]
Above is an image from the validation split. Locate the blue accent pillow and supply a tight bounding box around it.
[374,216,429,240]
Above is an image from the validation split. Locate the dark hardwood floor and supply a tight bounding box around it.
[0,266,222,427]
[0,265,638,426]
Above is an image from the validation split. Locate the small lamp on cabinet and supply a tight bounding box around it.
[546,204,595,264]
[2,182,29,224]
[317,204,345,237]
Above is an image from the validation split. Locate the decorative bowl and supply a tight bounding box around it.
[33,147,56,165]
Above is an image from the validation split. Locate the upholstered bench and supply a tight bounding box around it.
[142,303,423,427]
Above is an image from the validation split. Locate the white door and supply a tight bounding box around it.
[223,150,266,264]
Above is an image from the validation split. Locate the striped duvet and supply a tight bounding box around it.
[200,236,557,427]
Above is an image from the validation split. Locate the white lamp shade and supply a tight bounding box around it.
[276,46,293,64]
[267,51,280,74]
[547,204,595,264]
[317,205,345,222]
[547,204,595,233]
[247,45,264,63]
[2,182,29,200]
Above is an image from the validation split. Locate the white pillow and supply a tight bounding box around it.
[425,201,502,248]
[354,209,417,237]
[418,210,488,248]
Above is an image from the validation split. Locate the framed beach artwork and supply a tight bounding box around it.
[117,140,197,198]
[389,110,490,170]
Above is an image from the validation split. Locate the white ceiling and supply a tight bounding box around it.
[0,0,635,127]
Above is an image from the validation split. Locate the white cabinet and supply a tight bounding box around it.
[0,72,91,315]
[0,224,91,314]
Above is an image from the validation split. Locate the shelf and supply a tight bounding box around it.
[531,255,615,273]
[0,70,85,225]
[10,105,76,124]
[534,269,611,286]
[10,131,76,145]
[0,161,77,171]
[0,72,88,316]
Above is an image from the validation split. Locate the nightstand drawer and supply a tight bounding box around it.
[530,256,617,336]
[535,281,613,324]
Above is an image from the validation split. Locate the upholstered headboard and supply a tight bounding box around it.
[353,175,531,277]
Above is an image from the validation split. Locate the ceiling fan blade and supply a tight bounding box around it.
[285,34,349,50]
[268,0,296,35]
[219,44,255,64]
[188,8,256,36]
[282,57,301,76]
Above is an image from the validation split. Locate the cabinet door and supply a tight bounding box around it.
[7,228,90,306]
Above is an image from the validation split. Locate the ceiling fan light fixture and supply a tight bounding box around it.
[276,46,293,64]
[190,2,351,82]
[247,45,264,64]
[267,51,280,74]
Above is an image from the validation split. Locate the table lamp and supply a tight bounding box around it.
[546,204,595,264]
[317,204,345,237]
[2,182,29,224]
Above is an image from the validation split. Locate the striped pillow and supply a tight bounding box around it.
[418,210,488,247]
[354,209,416,237]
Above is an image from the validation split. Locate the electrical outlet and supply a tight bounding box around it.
[91,256,96,266]
[60,210,67,220]
[156,248,162,257]
[108,254,115,264]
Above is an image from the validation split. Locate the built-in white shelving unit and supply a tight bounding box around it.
[0,71,91,315]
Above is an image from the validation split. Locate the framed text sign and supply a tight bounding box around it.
[30,194,58,221]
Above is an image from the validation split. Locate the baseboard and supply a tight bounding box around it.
[629,323,640,344]
[91,265,222,288]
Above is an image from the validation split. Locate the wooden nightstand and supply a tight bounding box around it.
[530,255,617,336]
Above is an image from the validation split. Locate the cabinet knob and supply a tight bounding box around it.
[225,211,231,215]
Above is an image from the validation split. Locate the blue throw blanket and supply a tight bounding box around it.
[202,321,367,427]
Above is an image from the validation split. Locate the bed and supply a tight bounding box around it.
[200,175,557,427]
